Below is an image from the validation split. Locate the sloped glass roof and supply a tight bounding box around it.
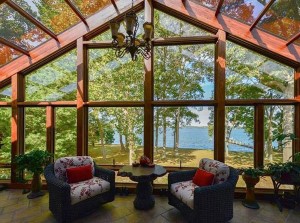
[0,0,299,70]
[0,2,50,50]
[70,0,111,18]
[221,0,268,25]
[258,0,300,40]
[0,43,22,66]
[12,0,80,34]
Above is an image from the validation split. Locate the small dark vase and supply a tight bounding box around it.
[27,173,45,199]
[242,173,260,209]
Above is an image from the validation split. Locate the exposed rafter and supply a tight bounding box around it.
[111,0,119,13]
[250,0,275,31]
[6,0,59,41]
[286,32,300,46]
[64,0,88,27]
[0,0,8,4]
[215,0,224,17]
[0,36,30,56]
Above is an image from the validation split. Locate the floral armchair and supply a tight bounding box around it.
[44,156,115,223]
[168,158,238,223]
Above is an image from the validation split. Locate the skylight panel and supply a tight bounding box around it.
[70,0,111,18]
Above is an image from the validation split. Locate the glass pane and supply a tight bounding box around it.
[0,168,10,180]
[190,0,218,9]
[226,41,294,99]
[258,0,300,40]
[88,107,144,165]
[55,108,77,159]
[153,106,214,167]
[0,85,11,102]
[12,0,80,34]
[225,106,254,169]
[0,44,22,67]
[295,38,300,46]
[155,10,211,37]
[264,105,294,164]
[154,45,214,100]
[70,0,111,18]
[25,50,77,101]
[89,49,144,101]
[92,11,145,41]
[221,0,269,25]
[0,108,11,164]
[0,3,50,50]
[25,107,46,151]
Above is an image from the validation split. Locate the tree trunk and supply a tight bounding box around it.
[155,109,160,151]
[266,106,274,162]
[162,114,167,159]
[119,134,126,152]
[174,108,180,156]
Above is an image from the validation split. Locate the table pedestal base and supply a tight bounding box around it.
[134,181,155,210]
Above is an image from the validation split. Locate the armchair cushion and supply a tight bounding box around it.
[192,169,215,187]
[170,180,199,209]
[199,158,229,184]
[67,164,93,183]
[54,156,95,182]
[70,177,110,205]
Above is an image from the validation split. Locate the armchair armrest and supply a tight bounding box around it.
[94,164,115,187]
[44,164,71,207]
[168,169,197,185]
[194,182,235,210]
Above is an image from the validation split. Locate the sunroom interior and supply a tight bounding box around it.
[0,0,299,222]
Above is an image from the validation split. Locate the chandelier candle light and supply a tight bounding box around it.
[110,1,153,61]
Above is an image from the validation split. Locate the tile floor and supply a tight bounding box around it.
[0,189,299,223]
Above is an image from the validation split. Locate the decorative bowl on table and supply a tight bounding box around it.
[132,162,140,167]
[139,155,155,167]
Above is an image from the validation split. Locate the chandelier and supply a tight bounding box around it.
[110,1,153,61]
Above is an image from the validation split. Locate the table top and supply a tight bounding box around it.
[118,164,166,178]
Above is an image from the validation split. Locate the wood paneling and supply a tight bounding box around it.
[144,0,154,161]
[225,99,298,106]
[153,36,218,46]
[17,101,76,107]
[295,67,300,154]
[214,29,226,162]
[254,105,264,168]
[215,0,224,17]
[46,106,55,157]
[85,101,144,107]
[0,0,144,83]
[77,37,88,156]
[154,0,300,67]
[11,74,24,183]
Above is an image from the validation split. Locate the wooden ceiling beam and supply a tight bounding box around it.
[64,0,88,27]
[215,0,224,17]
[0,0,143,83]
[0,36,30,56]
[249,0,275,31]
[0,0,8,4]
[111,0,119,13]
[154,0,300,67]
[6,0,59,41]
[286,32,300,46]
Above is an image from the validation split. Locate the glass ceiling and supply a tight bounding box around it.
[0,0,299,68]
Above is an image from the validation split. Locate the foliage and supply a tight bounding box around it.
[265,161,300,182]
[240,167,264,178]
[14,150,52,175]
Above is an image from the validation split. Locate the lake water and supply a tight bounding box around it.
[113,127,259,152]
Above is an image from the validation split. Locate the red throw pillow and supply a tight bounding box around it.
[192,168,215,187]
[66,165,93,183]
